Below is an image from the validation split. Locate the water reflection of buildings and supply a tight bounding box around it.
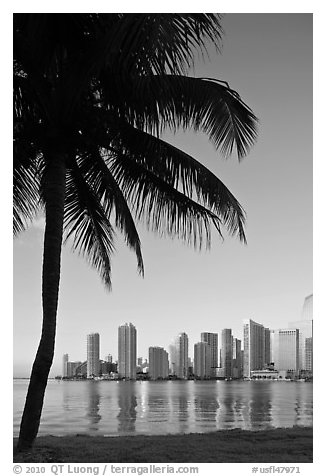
[172,382,189,433]
[215,382,236,430]
[86,381,102,431]
[248,383,273,430]
[117,382,137,434]
[194,383,219,432]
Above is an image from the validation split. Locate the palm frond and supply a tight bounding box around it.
[13,139,42,235]
[98,122,247,242]
[64,161,115,288]
[106,150,223,250]
[98,75,258,160]
[76,151,144,275]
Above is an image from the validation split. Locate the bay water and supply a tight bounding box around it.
[13,379,313,437]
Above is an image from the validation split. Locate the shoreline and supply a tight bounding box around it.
[13,426,313,463]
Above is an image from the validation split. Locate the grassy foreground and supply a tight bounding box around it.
[13,427,312,463]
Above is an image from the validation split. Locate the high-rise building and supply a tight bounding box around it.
[264,328,271,365]
[302,294,313,320]
[62,353,69,378]
[67,361,82,378]
[201,332,218,377]
[87,333,100,378]
[243,319,266,378]
[118,323,137,379]
[305,337,313,372]
[232,337,242,379]
[174,332,189,379]
[194,342,211,379]
[221,329,233,379]
[272,329,299,374]
[168,342,177,376]
[289,294,313,372]
[149,347,169,380]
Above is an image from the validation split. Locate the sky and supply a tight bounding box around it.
[13,13,313,378]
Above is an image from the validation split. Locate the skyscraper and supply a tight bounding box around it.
[118,323,137,379]
[302,294,313,320]
[194,342,211,379]
[272,329,299,375]
[289,294,313,372]
[149,347,169,380]
[221,329,233,379]
[174,332,189,379]
[62,353,69,378]
[232,337,242,379]
[243,319,266,378]
[87,333,100,378]
[201,332,218,377]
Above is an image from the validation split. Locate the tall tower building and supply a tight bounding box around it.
[174,332,189,379]
[232,337,242,379]
[62,353,69,378]
[264,328,271,365]
[149,347,169,380]
[305,337,313,372]
[243,319,266,378]
[201,332,218,377]
[118,323,137,379]
[273,329,299,374]
[289,294,313,372]
[302,294,313,320]
[221,329,233,379]
[194,342,211,379]
[87,333,100,378]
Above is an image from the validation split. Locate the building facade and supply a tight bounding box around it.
[118,322,137,379]
[272,328,299,374]
[221,329,233,379]
[243,319,266,378]
[87,333,100,378]
[149,347,169,380]
[175,332,189,379]
[232,337,242,378]
[62,353,69,378]
[289,296,313,372]
[194,342,211,379]
[67,361,82,378]
[201,332,218,377]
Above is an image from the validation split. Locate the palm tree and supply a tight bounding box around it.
[14,13,258,450]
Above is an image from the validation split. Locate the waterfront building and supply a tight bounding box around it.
[149,347,169,380]
[194,342,211,379]
[168,342,177,376]
[243,319,266,378]
[272,328,299,374]
[264,328,271,365]
[289,295,313,372]
[62,353,69,378]
[87,333,100,378]
[174,332,189,379]
[75,361,87,378]
[232,337,242,378]
[302,294,313,320]
[221,329,233,379]
[201,332,218,377]
[305,337,313,372]
[67,361,82,378]
[118,322,137,379]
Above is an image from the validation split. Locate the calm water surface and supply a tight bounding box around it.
[13,380,312,437]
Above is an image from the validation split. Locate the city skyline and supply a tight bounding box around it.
[13,13,312,378]
[58,295,312,378]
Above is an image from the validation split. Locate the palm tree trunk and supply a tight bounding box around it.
[17,153,66,451]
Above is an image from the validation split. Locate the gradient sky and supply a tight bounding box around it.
[13,13,312,377]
